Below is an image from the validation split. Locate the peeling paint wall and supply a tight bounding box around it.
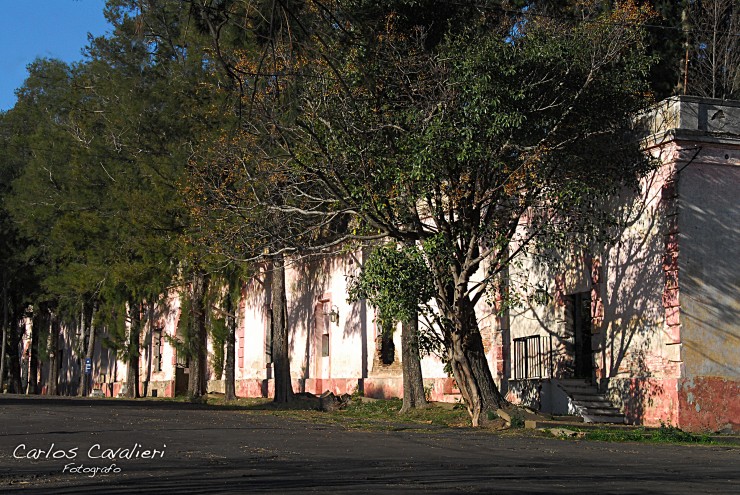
[599,148,683,427]
[677,142,740,432]
[678,152,740,379]
[679,377,740,432]
[506,98,740,431]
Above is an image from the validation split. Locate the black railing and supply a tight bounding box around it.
[513,335,551,379]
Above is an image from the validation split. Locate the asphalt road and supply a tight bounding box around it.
[0,395,737,494]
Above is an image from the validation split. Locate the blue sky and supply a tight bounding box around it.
[0,0,110,111]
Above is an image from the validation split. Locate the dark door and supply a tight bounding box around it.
[174,350,189,396]
[566,292,593,380]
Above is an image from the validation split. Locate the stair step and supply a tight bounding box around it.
[559,384,599,392]
[583,414,627,424]
[572,403,622,414]
[579,407,623,416]
[441,393,462,403]
[571,393,609,401]
[573,399,614,407]
[557,379,592,385]
[551,415,585,423]
[554,380,626,424]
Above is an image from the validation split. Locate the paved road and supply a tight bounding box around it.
[0,395,737,494]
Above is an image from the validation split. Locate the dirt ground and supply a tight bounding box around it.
[0,395,738,494]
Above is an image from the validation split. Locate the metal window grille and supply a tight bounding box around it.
[513,335,550,379]
[152,330,163,372]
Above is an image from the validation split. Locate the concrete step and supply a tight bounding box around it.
[573,399,616,408]
[556,380,597,387]
[559,385,600,393]
[440,393,463,403]
[573,402,622,414]
[551,415,585,423]
[554,380,626,425]
[557,380,594,387]
[570,393,610,402]
[577,406,623,416]
[583,414,627,424]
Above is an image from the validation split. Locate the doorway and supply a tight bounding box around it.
[565,292,593,380]
[313,297,331,380]
[174,350,189,396]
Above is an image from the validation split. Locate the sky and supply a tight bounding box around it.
[0,0,111,111]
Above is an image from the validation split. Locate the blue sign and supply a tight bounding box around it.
[85,358,92,374]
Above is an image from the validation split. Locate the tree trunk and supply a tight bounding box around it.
[271,254,293,403]
[141,302,154,398]
[125,301,141,398]
[0,282,7,393]
[445,297,507,427]
[84,303,97,397]
[679,3,691,94]
[224,280,237,401]
[27,309,42,394]
[7,318,23,394]
[188,271,209,400]
[47,315,60,396]
[399,314,428,413]
[77,304,86,397]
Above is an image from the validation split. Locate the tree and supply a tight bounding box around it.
[187,271,210,399]
[214,267,245,401]
[239,1,658,425]
[348,244,435,411]
[185,135,299,404]
[2,0,230,398]
[181,0,331,404]
[686,0,740,99]
[1,59,85,395]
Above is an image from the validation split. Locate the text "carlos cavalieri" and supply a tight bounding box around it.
[13,443,167,460]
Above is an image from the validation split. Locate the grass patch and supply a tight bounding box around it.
[582,424,716,444]
[337,398,471,428]
[160,394,471,430]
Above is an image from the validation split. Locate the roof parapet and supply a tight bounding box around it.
[637,96,740,148]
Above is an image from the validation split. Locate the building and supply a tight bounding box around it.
[29,97,739,433]
[505,96,739,432]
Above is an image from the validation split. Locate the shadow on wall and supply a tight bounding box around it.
[675,156,740,432]
[597,166,670,425]
[507,161,672,425]
[678,162,740,375]
[285,254,333,383]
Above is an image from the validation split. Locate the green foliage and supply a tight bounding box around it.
[175,291,193,361]
[582,423,714,444]
[339,398,470,428]
[347,244,435,326]
[0,0,235,367]
[209,316,228,379]
[98,302,128,356]
[508,410,525,428]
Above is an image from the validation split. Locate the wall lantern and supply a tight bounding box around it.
[327,305,339,324]
[533,287,552,306]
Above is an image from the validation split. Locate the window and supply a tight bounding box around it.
[152,329,163,372]
[265,308,273,364]
[513,335,549,379]
[378,320,395,365]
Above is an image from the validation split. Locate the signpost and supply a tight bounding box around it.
[84,358,92,397]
